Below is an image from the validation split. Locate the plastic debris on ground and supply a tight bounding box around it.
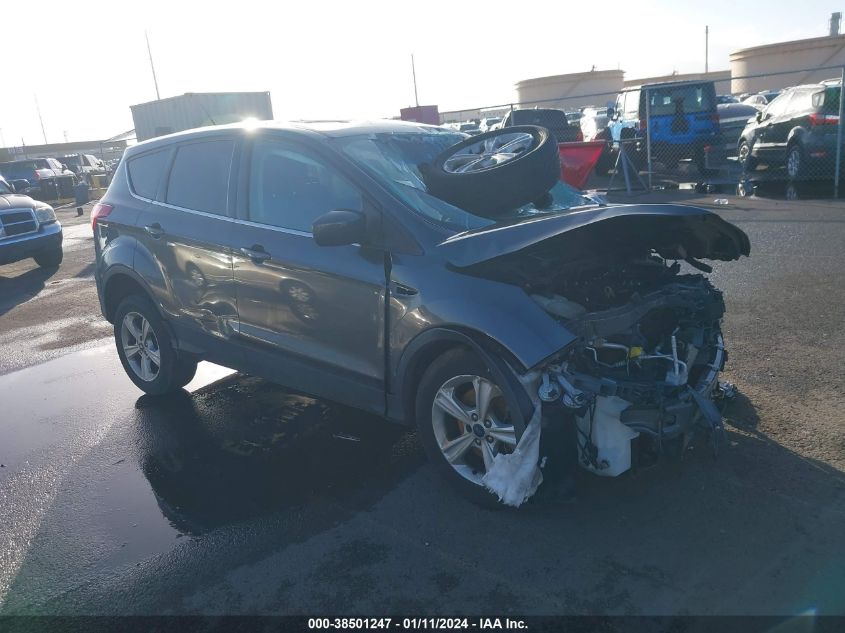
[482,371,543,507]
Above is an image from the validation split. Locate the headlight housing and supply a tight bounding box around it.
[34,205,56,224]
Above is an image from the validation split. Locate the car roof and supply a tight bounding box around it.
[127,119,451,155]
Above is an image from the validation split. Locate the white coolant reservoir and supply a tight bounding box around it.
[576,396,639,477]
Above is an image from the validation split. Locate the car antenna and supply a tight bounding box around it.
[194,94,218,125]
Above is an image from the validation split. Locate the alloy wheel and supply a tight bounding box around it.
[441,132,535,174]
[430,374,517,485]
[738,142,750,165]
[120,311,161,382]
[787,147,801,179]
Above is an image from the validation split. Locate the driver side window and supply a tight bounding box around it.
[248,140,363,233]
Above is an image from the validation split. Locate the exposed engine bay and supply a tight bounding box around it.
[521,251,732,476]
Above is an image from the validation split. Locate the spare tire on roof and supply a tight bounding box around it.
[423,125,560,219]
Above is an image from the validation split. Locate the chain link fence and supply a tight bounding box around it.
[439,65,845,196]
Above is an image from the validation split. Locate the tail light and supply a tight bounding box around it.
[809,113,840,126]
[639,117,648,132]
[91,202,113,230]
[576,129,584,142]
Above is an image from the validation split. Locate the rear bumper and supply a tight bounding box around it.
[0,222,63,265]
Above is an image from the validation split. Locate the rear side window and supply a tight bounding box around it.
[165,140,234,215]
[816,87,842,113]
[647,84,715,115]
[127,149,171,200]
[512,109,569,127]
[788,90,814,113]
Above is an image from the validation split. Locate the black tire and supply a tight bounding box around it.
[33,247,63,269]
[786,143,805,181]
[415,348,526,508]
[113,294,198,395]
[695,147,718,177]
[424,126,560,219]
[738,140,757,171]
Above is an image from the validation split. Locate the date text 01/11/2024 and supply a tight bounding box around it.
[307,618,528,630]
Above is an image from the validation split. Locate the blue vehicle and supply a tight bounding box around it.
[609,80,723,175]
[0,175,63,268]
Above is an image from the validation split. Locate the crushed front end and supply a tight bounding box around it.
[532,259,734,476]
[443,204,750,486]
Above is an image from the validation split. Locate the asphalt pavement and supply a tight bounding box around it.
[0,194,843,616]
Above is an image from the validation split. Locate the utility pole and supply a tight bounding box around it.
[145,30,161,100]
[705,25,709,73]
[411,54,419,107]
[35,95,48,144]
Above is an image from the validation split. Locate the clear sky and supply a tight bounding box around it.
[1,0,841,146]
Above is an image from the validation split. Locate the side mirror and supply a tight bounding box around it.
[312,209,367,247]
[606,105,615,120]
[756,110,764,122]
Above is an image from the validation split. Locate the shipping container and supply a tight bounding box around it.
[130,92,273,141]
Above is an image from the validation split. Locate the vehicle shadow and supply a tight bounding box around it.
[0,266,58,318]
[132,375,425,534]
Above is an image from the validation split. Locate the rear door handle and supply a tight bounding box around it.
[240,246,271,263]
[144,223,164,238]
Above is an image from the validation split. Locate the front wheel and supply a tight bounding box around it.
[114,294,197,395]
[738,140,757,171]
[415,348,524,507]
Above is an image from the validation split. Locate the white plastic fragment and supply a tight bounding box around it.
[482,371,543,507]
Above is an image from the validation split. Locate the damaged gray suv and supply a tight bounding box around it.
[93,120,749,507]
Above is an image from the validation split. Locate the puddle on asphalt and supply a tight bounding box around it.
[131,375,422,535]
[0,347,423,596]
[677,178,845,201]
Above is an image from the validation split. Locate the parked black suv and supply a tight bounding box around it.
[738,82,843,180]
[94,121,748,506]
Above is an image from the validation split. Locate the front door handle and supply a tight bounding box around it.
[144,223,164,238]
[240,246,271,263]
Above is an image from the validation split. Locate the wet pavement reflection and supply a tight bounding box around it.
[0,346,423,610]
[133,376,420,534]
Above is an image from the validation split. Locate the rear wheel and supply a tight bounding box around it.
[415,348,524,507]
[695,148,718,177]
[34,247,63,269]
[114,294,197,395]
[786,143,804,180]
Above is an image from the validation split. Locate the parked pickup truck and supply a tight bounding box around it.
[61,153,106,180]
[501,108,583,143]
[0,175,63,268]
